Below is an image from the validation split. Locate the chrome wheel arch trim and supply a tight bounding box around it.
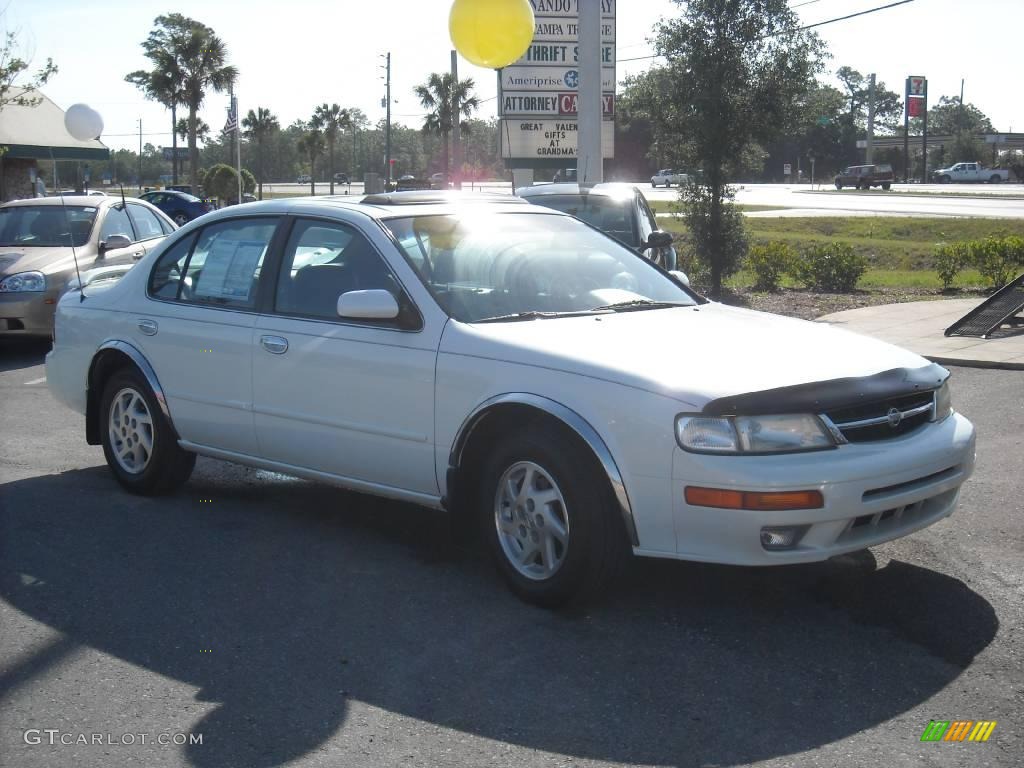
[92,339,175,431]
[449,392,639,547]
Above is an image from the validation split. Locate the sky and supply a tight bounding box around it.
[3,0,1022,152]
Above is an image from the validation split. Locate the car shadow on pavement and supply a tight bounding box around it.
[0,462,999,768]
[0,339,50,372]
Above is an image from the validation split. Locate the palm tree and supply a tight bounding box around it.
[176,117,210,146]
[312,103,351,194]
[132,14,238,191]
[298,126,325,195]
[414,73,480,182]
[126,54,185,183]
[242,108,279,200]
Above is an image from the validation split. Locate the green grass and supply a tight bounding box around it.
[661,215,1024,271]
[649,200,786,214]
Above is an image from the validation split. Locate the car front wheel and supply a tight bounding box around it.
[172,211,189,226]
[480,424,623,607]
[100,368,195,495]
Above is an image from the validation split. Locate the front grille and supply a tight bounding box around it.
[835,487,958,545]
[824,391,934,443]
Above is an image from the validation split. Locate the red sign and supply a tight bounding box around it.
[557,93,614,116]
[907,96,924,118]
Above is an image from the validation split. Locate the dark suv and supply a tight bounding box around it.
[834,164,894,190]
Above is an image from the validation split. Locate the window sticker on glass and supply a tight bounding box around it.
[193,239,265,301]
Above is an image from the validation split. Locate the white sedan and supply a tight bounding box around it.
[46,196,976,606]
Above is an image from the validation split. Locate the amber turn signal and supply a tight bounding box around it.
[685,486,823,510]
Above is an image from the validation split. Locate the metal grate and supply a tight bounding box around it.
[945,273,1024,338]
[824,392,934,443]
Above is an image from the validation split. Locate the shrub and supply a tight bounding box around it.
[202,163,257,201]
[933,241,968,290]
[746,241,795,292]
[789,242,867,292]
[968,236,1019,289]
[678,184,748,297]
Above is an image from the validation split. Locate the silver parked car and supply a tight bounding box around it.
[0,196,175,337]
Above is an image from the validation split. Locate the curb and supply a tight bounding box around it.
[924,355,1024,371]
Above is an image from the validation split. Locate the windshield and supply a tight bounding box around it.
[0,205,97,247]
[522,194,639,247]
[384,212,697,323]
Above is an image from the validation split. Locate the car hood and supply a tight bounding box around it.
[445,303,929,408]
[0,246,93,277]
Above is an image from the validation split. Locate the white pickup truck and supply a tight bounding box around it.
[932,162,1009,184]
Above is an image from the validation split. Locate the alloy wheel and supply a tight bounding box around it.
[494,461,570,580]
[108,387,154,474]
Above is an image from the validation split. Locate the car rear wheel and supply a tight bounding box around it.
[479,424,624,607]
[835,181,842,190]
[172,211,189,226]
[990,175,1002,183]
[100,368,195,495]
[882,182,891,190]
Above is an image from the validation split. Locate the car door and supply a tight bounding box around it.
[139,216,282,455]
[126,202,169,257]
[251,215,442,498]
[95,203,146,267]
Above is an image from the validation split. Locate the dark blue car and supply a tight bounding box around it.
[138,190,214,226]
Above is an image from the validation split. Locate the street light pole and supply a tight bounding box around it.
[138,118,143,192]
[577,0,603,187]
[381,52,392,187]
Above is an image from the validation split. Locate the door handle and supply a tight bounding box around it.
[260,335,288,355]
[132,250,145,260]
[137,319,158,336]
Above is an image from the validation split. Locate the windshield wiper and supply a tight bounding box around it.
[590,299,688,312]
[475,310,591,323]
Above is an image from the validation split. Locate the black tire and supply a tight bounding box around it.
[478,423,625,607]
[100,367,195,495]
[172,211,189,226]
[882,182,891,190]
[990,175,1002,183]
[940,175,951,184]
[835,181,842,190]
[651,182,657,188]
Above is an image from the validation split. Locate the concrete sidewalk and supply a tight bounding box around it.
[817,298,1024,370]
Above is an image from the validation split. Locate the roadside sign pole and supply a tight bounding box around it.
[903,77,910,182]
[922,78,928,183]
[577,0,603,186]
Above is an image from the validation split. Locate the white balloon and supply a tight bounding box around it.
[65,103,104,141]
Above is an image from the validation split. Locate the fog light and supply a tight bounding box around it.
[760,525,809,550]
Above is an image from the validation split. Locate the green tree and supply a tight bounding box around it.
[242,107,279,199]
[641,0,825,297]
[924,96,995,168]
[126,54,186,183]
[835,66,903,133]
[176,116,210,145]
[0,18,57,110]
[298,126,325,195]
[312,103,351,194]
[414,72,480,179]
[132,14,238,191]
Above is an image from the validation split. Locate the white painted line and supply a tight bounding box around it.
[23,377,46,385]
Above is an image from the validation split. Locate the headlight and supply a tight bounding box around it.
[0,271,46,292]
[933,380,952,421]
[676,414,835,454]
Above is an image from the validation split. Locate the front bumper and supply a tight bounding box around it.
[664,412,976,565]
[0,290,59,336]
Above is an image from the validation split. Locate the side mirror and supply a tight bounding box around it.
[646,230,674,249]
[669,269,691,288]
[99,233,132,254]
[337,289,400,320]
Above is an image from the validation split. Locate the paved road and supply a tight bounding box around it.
[1,340,1020,768]
[267,180,1024,218]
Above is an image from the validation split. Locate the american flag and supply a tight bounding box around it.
[223,96,238,134]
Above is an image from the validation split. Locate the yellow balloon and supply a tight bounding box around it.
[449,0,535,70]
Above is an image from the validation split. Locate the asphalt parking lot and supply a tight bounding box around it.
[0,339,1020,768]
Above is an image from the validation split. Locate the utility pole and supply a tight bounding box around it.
[138,118,143,192]
[866,73,876,164]
[171,105,178,185]
[382,52,392,187]
[577,0,603,186]
[451,49,461,190]
[922,78,929,182]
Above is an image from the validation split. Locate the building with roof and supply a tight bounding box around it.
[0,87,109,201]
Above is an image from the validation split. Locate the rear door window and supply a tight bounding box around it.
[178,218,279,309]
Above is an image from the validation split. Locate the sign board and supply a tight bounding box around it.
[783,163,792,175]
[162,147,189,161]
[500,0,616,163]
[500,119,614,160]
[985,134,1007,143]
[908,76,926,96]
[907,96,924,118]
